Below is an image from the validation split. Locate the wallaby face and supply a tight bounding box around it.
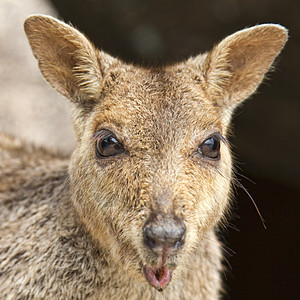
[69,66,234,290]
[21,15,287,295]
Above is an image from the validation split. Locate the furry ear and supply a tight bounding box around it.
[24,14,116,105]
[192,24,288,113]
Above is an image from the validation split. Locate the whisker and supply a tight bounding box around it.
[226,222,240,232]
[221,244,236,256]
[233,179,267,230]
[233,171,256,185]
[222,255,232,271]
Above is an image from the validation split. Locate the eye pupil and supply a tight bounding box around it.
[199,136,220,159]
[205,137,218,150]
[96,132,123,158]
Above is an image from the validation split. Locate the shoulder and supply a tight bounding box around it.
[0,131,70,219]
[0,131,69,162]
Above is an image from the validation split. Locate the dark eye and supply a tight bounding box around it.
[198,135,221,159]
[95,131,123,158]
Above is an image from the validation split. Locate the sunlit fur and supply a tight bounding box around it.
[0,15,287,299]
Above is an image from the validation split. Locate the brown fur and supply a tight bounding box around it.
[0,15,287,299]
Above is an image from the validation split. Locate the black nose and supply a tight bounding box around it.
[143,214,186,253]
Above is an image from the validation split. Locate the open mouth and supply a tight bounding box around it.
[143,265,173,291]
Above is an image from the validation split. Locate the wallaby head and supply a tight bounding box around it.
[24,15,287,292]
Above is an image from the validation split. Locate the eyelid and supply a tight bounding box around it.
[202,133,227,145]
[216,133,227,144]
[93,130,112,142]
[93,129,125,146]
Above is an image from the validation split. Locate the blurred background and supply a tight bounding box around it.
[0,0,299,299]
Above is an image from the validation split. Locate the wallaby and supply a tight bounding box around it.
[0,15,287,299]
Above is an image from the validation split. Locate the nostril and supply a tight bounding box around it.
[144,231,157,249]
[174,233,185,250]
[172,222,186,249]
[143,223,164,250]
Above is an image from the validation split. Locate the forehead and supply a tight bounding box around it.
[92,64,221,139]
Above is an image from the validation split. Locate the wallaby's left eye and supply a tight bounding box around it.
[95,131,123,158]
[199,136,221,159]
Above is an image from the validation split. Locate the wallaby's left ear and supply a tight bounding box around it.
[192,24,288,112]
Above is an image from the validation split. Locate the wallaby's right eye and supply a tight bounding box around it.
[95,131,123,158]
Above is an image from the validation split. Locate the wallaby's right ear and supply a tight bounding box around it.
[24,15,116,104]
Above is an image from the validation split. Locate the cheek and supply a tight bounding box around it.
[69,148,118,239]
[181,152,232,235]
[208,159,232,220]
[73,156,142,231]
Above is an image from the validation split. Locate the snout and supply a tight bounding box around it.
[142,213,186,291]
[143,213,186,254]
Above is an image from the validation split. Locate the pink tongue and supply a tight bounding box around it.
[143,266,172,291]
